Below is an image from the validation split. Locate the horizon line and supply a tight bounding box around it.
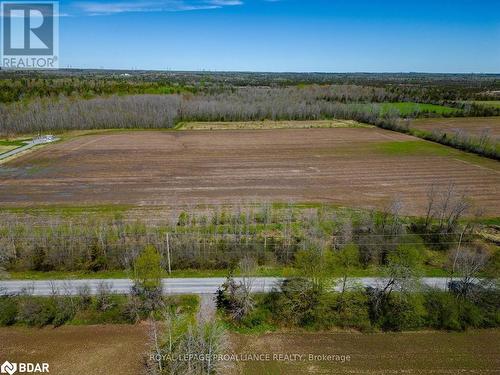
[1,68,500,75]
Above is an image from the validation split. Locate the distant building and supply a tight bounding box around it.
[34,135,57,144]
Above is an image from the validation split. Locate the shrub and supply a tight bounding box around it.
[76,284,92,309]
[130,245,164,314]
[0,297,18,326]
[17,298,55,327]
[421,290,498,331]
[240,306,271,329]
[52,297,76,327]
[216,276,254,322]
[82,242,108,272]
[475,289,500,327]
[95,282,115,312]
[265,278,322,328]
[126,284,164,320]
[134,245,163,291]
[177,211,190,226]
[71,295,130,325]
[424,291,462,330]
[332,291,371,331]
[123,294,145,323]
[371,293,425,331]
[31,246,53,272]
[458,301,484,329]
[227,294,274,331]
[155,317,228,375]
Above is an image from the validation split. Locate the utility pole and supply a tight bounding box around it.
[449,225,468,289]
[166,233,172,275]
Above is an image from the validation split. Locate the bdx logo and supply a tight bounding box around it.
[1,361,50,374]
[1,1,59,68]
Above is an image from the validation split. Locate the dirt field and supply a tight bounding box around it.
[225,330,500,374]
[0,325,149,375]
[411,117,500,139]
[0,128,498,215]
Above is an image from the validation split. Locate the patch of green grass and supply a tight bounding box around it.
[351,102,459,117]
[0,139,30,147]
[171,267,294,278]
[380,102,459,116]
[0,204,131,217]
[70,128,177,138]
[0,139,31,156]
[3,267,290,280]
[177,120,371,131]
[143,85,190,95]
[375,139,499,171]
[474,217,500,226]
[223,319,278,334]
[3,265,450,280]
[4,270,131,280]
[173,295,200,314]
[24,166,46,175]
[472,100,500,109]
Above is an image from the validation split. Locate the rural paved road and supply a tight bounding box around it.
[0,142,35,160]
[0,277,454,296]
[0,137,58,161]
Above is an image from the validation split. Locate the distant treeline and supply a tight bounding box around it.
[2,86,498,135]
[1,70,499,103]
[0,87,382,134]
[0,77,195,103]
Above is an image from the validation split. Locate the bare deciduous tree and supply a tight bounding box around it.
[449,245,490,298]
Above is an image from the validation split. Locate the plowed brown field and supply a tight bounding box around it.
[0,128,498,215]
[0,325,148,375]
[225,330,500,374]
[411,117,500,139]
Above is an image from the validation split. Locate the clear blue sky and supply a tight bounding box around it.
[58,0,500,72]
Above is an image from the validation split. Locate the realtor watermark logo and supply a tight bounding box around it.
[1,360,49,374]
[1,1,59,69]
